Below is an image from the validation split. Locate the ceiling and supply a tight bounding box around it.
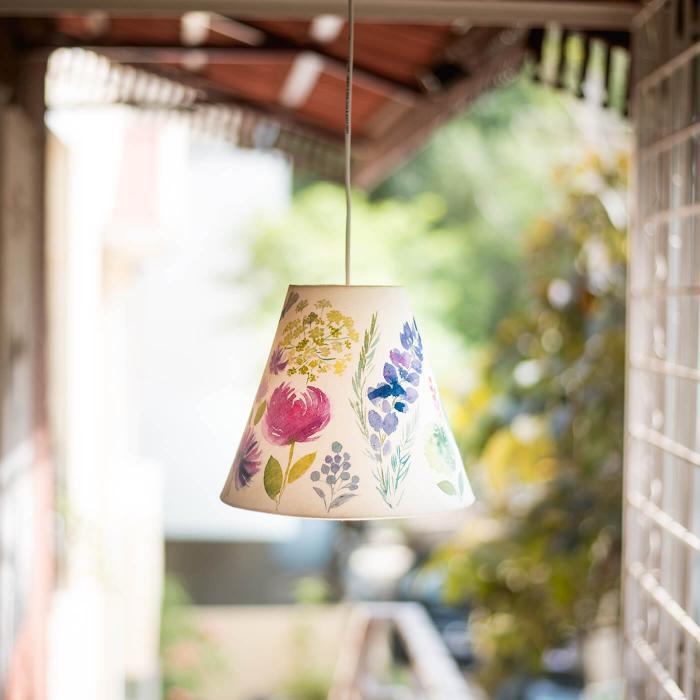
[4,0,641,185]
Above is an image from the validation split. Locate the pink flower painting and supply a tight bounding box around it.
[263,382,330,445]
[261,382,332,507]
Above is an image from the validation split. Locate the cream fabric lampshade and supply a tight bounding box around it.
[220,285,474,519]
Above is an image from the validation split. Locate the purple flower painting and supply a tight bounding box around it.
[365,319,423,507]
[280,290,300,318]
[269,347,288,375]
[233,427,263,489]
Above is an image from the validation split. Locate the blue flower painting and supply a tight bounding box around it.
[365,319,423,507]
[310,441,360,512]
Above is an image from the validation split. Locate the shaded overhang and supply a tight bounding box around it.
[1,0,641,185]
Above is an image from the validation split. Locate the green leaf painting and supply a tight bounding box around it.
[288,452,316,483]
[437,480,457,496]
[425,423,457,476]
[263,456,283,500]
[263,443,319,508]
[349,312,379,442]
[253,400,267,426]
[425,422,462,497]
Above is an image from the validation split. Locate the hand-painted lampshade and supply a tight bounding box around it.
[220,285,474,519]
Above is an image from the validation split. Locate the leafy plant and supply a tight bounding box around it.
[432,151,627,692]
[281,672,332,700]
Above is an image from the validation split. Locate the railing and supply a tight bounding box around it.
[329,602,481,700]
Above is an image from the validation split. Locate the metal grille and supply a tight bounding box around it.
[625,1,700,697]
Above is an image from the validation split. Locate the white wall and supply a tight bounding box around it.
[46,108,298,700]
[130,133,298,541]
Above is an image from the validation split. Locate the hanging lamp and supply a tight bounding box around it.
[220,0,474,519]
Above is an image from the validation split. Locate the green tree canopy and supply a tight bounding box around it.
[237,78,581,366]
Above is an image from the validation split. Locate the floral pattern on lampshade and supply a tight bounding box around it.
[363,319,423,508]
[272,297,359,383]
[260,382,331,508]
[310,441,360,512]
[220,285,474,519]
[232,427,262,490]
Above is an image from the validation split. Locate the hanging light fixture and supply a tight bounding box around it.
[220,0,474,519]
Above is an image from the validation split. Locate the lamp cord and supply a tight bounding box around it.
[344,0,354,286]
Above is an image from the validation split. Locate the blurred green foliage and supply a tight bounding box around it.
[160,575,224,700]
[434,150,627,691]
[373,75,572,228]
[237,73,628,693]
[237,77,579,369]
[281,671,332,700]
[292,576,332,604]
[278,584,334,700]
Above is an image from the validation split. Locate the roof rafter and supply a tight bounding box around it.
[61,44,419,105]
[108,53,347,145]
[0,1,640,30]
[231,16,425,94]
[46,11,422,104]
[353,30,529,187]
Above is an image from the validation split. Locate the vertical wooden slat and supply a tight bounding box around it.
[626,1,700,697]
[0,46,50,700]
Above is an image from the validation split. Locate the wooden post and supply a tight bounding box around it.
[0,21,51,700]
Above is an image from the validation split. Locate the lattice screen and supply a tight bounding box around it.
[624,1,700,697]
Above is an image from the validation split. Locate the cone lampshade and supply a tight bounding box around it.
[220,285,474,519]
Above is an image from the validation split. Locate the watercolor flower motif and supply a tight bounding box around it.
[269,347,288,375]
[263,382,331,446]
[233,427,263,489]
[310,441,360,511]
[425,423,457,476]
[262,382,331,508]
[364,318,423,507]
[425,422,465,498]
[255,376,269,404]
[366,323,422,445]
[280,290,300,318]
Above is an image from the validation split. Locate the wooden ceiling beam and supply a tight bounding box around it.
[353,31,529,187]
[0,1,640,30]
[48,12,422,102]
[65,44,419,104]
[111,57,347,145]
[229,18,422,100]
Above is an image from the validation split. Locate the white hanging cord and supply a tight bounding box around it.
[344,0,354,286]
